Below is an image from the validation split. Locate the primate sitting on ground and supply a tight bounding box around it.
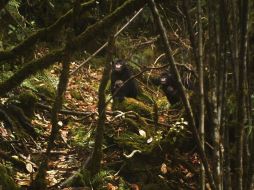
[111,59,138,101]
[159,72,181,105]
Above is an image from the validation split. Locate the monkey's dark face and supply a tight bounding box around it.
[160,73,174,86]
[113,60,126,72]
[160,76,168,85]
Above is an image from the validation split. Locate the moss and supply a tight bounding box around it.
[137,92,154,104]
[36,84,56,100]
[156,97,169,109]
[142,48,154,63]
[70,89,83,100]
[17,90,38,118]
[113,97,153,118]
[68,172,86,187]
[123,117,153,136]
[115,131,154,153]
[0,164,19,190]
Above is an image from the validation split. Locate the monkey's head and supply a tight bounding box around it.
[112,59,127,72]
[160,72,174,86]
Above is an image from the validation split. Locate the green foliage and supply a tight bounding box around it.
[91,170,113,189]
[166,118,189,145]
[0,71,14,83]
[118,178,130,190]
[20,71,58,99]
[70,89,83,100]
[89,57,107,69]
[137,92,154,104]
[0,164,19,190]
[70,124,95,150]
[64,171,86,187]
[67,169,115,189]
[21,80,38,91]
[8,0,20,7]
[16,90,38,117]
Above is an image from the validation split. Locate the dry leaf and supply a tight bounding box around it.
[138,129,146,137]
[107,183,118,190]
[160,163,168,174]
[147,137,153,144]
[26,163,33,173]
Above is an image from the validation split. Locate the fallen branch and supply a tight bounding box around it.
[36,102,97,117]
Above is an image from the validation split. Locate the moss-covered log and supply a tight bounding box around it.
[0,0,148,97]
[113,97,153,118]
[0,0,96,62]
[0,49,64,96]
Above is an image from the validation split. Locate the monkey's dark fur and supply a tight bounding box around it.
[111,60,138,101]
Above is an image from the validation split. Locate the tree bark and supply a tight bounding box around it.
[235,0,249,189]
[197,0,205,189]
[29,53,70,190]
[83,25,117,177]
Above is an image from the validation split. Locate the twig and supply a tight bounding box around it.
[36,102,97,117]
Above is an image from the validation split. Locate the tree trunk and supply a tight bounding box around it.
[30,53,70,190]
[83,26,116,176]
[197,0,205,189]
[235,0,249,189]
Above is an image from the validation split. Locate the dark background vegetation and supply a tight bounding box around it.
[0,0,253,190]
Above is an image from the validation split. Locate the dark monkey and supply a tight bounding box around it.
[111,60,138,101]
[159,72,181,105]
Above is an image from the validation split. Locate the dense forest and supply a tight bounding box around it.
[0,0,253,190]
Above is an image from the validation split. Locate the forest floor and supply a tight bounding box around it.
[1,54,201,190]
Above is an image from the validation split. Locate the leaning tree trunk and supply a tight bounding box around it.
[148,0,217,190]
[29,53,70,190]
[83,26,117,176]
